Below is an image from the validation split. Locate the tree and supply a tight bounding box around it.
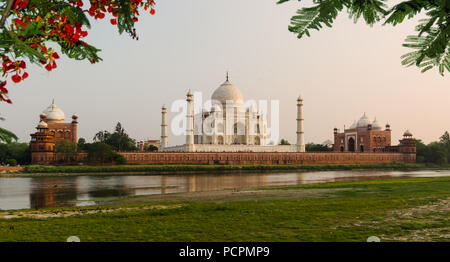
[105,122,137,151]
[0,0,157,104]
[93,130,110,143]
[306,142,333,152]
[439,131,450,162]
[77,137,87,150]
[0,115,17,143]
[278,0,450,75]
[55,140,78,161]
[144,144,158,151]
[86,141,126,164]
[279,138,291,145]
[0,142,30,164]
[86,142,113,162]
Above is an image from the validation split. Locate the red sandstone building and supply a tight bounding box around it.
[30,101,78,164]
[333,113,415,154]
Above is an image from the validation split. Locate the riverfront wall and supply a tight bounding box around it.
[32,151,416,165]
[118,152,416,165]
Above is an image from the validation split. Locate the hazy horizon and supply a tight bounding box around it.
[0,0,449,146]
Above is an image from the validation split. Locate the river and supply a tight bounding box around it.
[0,169,449,211]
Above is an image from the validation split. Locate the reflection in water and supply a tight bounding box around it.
[0,170,449,211]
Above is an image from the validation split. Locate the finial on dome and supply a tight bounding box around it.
[226,71,229,81]
[297,95,303,101]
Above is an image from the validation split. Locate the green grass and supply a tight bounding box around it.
[21,163,435,174]
[1,176,449,241]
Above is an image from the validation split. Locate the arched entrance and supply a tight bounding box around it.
[348,137,355,152]
[360,145,364,152]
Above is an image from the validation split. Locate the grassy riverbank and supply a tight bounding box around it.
[1,176,449,241]
[15,162,444,175]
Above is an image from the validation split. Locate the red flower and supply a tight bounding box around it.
[150,8,156,15]
[22,72,29,79]
[45,63,52,71]
[11,74,22,83]
[110,19,117,25]
[52,52,60,59]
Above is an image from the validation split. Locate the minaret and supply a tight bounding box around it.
[186,90,194,146]
[160,105,168,149]
[71,114,78,143]
[296,95,305,152]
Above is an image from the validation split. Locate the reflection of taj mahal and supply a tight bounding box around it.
[160,74,306,153]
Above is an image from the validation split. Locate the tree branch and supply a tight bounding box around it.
[0,0,15,28]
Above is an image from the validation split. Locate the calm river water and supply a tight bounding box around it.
[0,170,449,211]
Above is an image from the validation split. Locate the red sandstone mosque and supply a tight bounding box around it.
[30,101,78,164]
[333,113,416,154]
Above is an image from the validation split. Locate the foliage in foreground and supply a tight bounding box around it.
[278,0,450,75]
[0,0,156,104]
[1,176,449,241]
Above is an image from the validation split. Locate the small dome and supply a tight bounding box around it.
[37,120,48,128]
[357,113,370,127]
[349,120,357,129]
[403,130,413,137]
[372,118,381,130]
[43,101,65,123]
[211,79,244,105]
[211,104,222,112]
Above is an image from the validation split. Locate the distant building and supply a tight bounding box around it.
[333,113,415,153]
[137,140,161,151]
[30,101,78,164]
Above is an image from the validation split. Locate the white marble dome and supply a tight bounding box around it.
[357,113,370,127]
[349,120,357,129]
[43,102,65,123]
[403,130,413,137]
[372,117,382,130]
[37,120,48,128]
[211,80,244,105]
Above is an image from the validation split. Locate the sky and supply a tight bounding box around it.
[0,0,449,146]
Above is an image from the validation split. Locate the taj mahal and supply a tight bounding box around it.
[159,74,306,153]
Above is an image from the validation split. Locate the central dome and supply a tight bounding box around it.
[357,113,370,127]
[211,79,244,105]
[43,101,65,123]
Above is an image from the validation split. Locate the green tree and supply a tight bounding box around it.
[0,116,17,143]
[439,131,450,162]
[86,142,126,164]
[306,142,333,152]
[93,130,111,143]
[0,0,157,104]
[427,142,447,165]
[55,140,78,162]
[105,122,137,151]
[77,137,87,151]
[279,139,291,145]
[0,142,30,164]
[145,144,159,152]
[86,142,114,163]
[278,0,450,75]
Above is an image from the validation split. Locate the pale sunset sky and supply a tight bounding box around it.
[0,0,448,146]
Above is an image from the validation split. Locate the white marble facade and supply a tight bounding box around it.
[160,75,305,153]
